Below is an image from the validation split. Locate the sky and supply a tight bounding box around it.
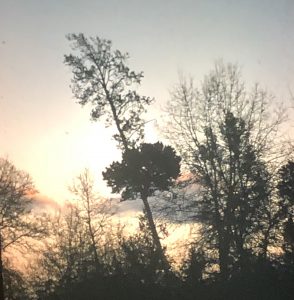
[0,0,294,202]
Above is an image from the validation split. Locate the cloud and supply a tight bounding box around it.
[30,194,61,211]
[116,199,143,216]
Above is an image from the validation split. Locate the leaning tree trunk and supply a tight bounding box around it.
[141,190,170,273]
[106,92,170,274]
[108,101,170,273]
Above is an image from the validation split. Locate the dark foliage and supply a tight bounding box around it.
[278,160,294,218]
[13,52,292,299]
[117,214,166,283]
[103,142,181,200]
[64,33,153,149]
[3,266,31,300]
[102,142,181,274]
[65,34,172,275]
[277,161,294,272]
[189,112,272,278]
[38,214,179,300]
[38,255,294,300]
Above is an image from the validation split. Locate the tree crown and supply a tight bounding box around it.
[65,33,153,149]
[103,142,181,200]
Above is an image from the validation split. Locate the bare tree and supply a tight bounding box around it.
[163,62,288,278]
[0,158,45,300]
[30,197,120,299]
[30,204,92,298]
[69,169,115,271]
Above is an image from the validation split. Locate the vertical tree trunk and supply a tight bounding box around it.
[218,231,230,280]
[88,220,100,272]
[85,197,100,271]
[0,232,4,300]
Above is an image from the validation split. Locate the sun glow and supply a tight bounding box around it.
[22,116,122,202]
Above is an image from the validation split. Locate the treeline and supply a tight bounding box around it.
[0,34,293,299]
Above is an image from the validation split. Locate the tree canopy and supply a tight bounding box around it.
[164,62,286,279]
[64,33,153,149]
[103,142,181,200]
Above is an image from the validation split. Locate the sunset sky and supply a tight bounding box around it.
[0,0,294,202]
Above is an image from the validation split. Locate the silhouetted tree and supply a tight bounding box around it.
[182,245,206,286]
[278,160,294,219]
[197,112,271,276]
[36,213,178,300]
[64,33,153,149]
[119,213,167,284]
[69,169,115,272]
[65,34,175,273]
[3,263,31,300]
[33,204,97,299]
[103,142,181,271]
[164,62,285,279]
[278,161,294,267]
[0,158,45,300]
